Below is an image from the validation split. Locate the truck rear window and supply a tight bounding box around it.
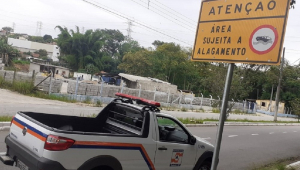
[108,105,144,132]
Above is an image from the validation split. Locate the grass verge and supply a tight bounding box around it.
[177,118,300,124]
[251,157,299,170]
[0,116,13,122]
[0,77,77,103]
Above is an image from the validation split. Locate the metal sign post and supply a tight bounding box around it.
[211,63,235,170]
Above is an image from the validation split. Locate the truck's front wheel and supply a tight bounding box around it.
[198,161,211,170]
[91,166,113,170]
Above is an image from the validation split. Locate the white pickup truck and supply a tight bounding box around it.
[0,93,214,170]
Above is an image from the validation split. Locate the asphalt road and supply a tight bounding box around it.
[0,126,299,170]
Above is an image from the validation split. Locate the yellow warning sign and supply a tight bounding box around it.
[192,0,290,65]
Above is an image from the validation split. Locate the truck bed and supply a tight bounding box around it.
[20,112,138,135]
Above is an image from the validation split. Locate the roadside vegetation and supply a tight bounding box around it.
[251,157,299,170]
[0,77,77,103]
[0,115,13,122]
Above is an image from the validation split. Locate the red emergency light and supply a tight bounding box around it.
[115,93,161,107]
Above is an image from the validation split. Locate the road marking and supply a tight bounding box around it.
[293,131,297,132]
[283,132,287,133]
[228,135,238,138]
[252,134,259,136]
[269,132,274,134]
[0,152,6,155]
[202,137,211,140]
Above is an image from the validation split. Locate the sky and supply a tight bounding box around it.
[0,0,299,64]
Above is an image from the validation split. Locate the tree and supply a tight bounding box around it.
[35,49,48,57]
[291,98,300,122]
[152,40,165,48]
[55,26,129,73]
[0,37,20,66]
[28,36,44,43]
[2,27,14,34]
[43,34,53,43]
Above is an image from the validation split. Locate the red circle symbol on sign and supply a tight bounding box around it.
[249,25,278,55]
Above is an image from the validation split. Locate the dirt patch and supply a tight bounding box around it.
[14,64,29,72]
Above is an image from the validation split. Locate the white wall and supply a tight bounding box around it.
[8,38,60,61]
[73,72,91,81]
[31,42,53,52]
[29,63,40,72]
[8,38,31,49]
[51,45,60,61]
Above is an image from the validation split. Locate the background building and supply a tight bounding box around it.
[8,38,60,61]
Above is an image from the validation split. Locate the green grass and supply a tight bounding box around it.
[0,116,13,122]
[32,93,77,103]
[0,77,77,103]
[212,108,220,113]
[251,157,298,170]
[94,100,102,107]
[13,60,30,65]
[176,118,300,124]
[181,107,188,112]
[83,96,92,104]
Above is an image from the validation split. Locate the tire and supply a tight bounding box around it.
[198,161,211,170]
[91,166,113,170]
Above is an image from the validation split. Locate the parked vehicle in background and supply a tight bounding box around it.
[92,75,100,82]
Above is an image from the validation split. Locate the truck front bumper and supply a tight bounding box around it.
[1,135,66,170]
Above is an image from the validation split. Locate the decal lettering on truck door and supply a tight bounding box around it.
[170,149,184,167]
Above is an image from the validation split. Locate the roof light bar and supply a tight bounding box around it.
[115,93,161,107]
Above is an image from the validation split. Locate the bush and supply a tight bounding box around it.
[95,100,102,107]
[83,97,92,104]
[212,108,220,113]
[181,107,188,112]
[13,60,30,65]
[0,77,34,94]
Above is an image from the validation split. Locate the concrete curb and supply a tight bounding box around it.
[287,161,300,169]
[185,122,300,127]
[2,121,300,131]
[0,122,10,131]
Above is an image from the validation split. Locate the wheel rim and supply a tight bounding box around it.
[199,165,210,170]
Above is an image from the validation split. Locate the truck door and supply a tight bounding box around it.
[154,116,197,170]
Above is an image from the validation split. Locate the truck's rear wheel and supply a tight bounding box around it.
[198,161,211,170]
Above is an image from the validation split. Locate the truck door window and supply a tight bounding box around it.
[157,116,189,144]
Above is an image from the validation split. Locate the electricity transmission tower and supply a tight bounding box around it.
[35,21,42,36]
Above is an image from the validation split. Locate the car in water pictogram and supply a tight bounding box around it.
[253,36,273,45]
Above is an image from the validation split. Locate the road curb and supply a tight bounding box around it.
[185,122,300,127]
[2,121,299,130]
[287,161,300,169]
[0,122,10,131]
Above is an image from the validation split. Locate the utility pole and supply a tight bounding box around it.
[12,22,15,33]
[274,48,285,121]
[268,85,274,111]
[148,0,150,9]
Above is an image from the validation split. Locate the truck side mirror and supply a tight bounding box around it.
[189,136,196,145]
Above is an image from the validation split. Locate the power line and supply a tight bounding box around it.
[129,0,196,31]
[153,0,196,23]
[0,8,127,25]
[82,0,192,46]
[148,0,197,26]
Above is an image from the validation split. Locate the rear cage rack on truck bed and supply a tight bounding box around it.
[114,93,161,113]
